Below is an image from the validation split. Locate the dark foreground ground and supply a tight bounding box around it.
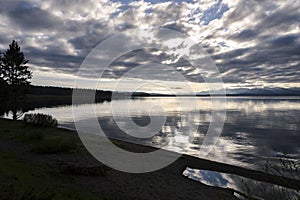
[0,119,299,200]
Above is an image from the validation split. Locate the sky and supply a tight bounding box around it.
[0,0,299,93]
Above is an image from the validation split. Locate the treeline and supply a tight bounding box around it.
[0,85,116,117]
[28,85,73,96]
[27,85,113,100]
[0,83,156,117]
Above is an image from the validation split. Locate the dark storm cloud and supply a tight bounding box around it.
[23,45,84,72]
[8,2,60,31]
[230,29,257,41]
[101,49,174,79]
[205,0,300,85]
[267,34,300,49]
[255,5,300,33]
[69,31,108,52]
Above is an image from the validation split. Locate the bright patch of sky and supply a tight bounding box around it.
[200,0,229,25]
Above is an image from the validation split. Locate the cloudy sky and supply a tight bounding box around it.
[0,0,299,93]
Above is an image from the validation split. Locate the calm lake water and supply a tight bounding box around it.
[23,97,300,170]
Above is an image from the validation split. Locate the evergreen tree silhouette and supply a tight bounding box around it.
[0,40,32,120]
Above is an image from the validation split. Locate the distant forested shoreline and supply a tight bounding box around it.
[0,85,114,117]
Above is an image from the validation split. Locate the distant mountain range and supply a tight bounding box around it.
[196,87,300,96]
[20,85,300,97]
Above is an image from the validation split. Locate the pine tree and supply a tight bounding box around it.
[0,40,32,120]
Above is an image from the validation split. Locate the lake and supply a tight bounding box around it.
[19,97,300,170]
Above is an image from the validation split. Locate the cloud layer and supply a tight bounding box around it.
[0,0,299,91]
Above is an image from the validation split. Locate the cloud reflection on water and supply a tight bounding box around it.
[25,97,300,170]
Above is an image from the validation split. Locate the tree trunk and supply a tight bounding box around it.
[12,87,17,121]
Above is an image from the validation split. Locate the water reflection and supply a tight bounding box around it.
[8,97,300,170]
[182,167,300,200]
[183,167,233,188]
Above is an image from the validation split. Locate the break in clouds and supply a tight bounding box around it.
[0,0,299,90]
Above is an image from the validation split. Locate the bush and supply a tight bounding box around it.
[23,113,58,127]
[31,138,78,154]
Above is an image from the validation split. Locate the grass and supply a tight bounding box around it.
[0,119,119,200]
[0,118,81,154]
[0,151,102,200]
[31,137,79,154]
[58,162,110,176]
[18,131,45,141]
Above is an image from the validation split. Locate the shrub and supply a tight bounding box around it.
[31,138,78,154]
[23,113,58,127]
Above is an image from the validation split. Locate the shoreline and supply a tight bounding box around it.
[0,118,237,200]
[57,122,300,191]
[0,119,299,199]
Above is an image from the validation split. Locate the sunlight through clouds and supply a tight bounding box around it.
[0,0,299,92]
